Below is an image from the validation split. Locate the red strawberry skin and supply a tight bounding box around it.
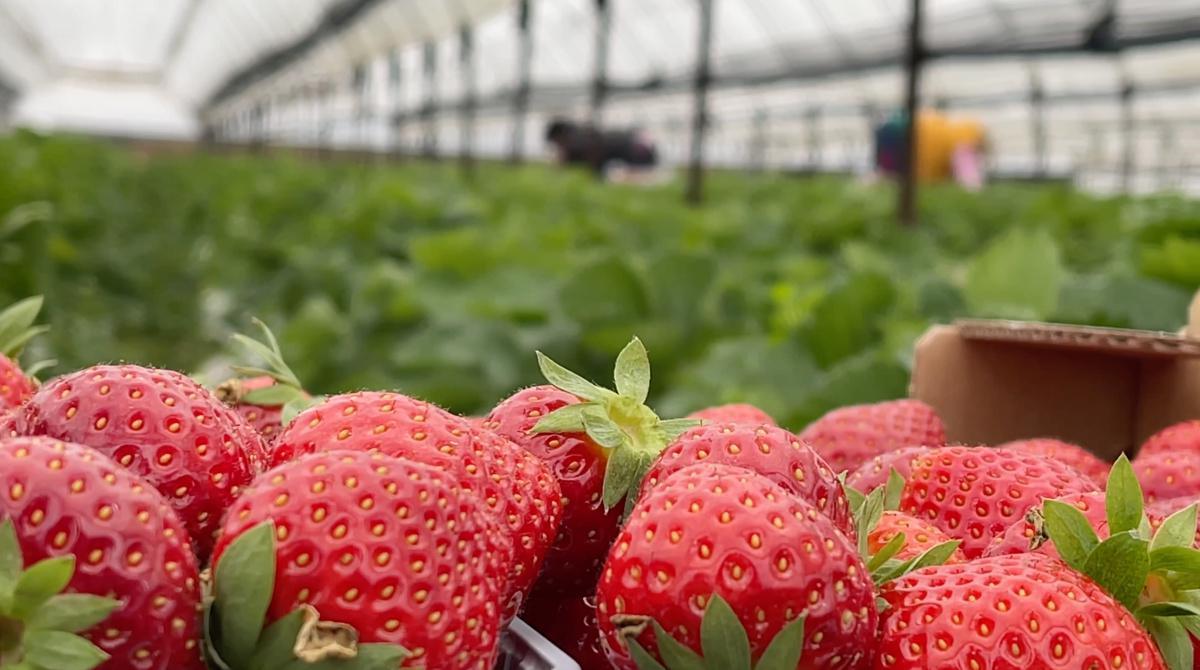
[17,365,267,559]
[597,463,877,670]
[0,354,35,409]
[868,511,966,564]
[799,399,946,474]
[1,407,17,438]
[899,446,1100,559]
[876,553,1165,669]
[271,391,561,620]
[998,438,1111,485]
[0,437,205,669]
[985,490,1108,559]
[1139,420,1200,459]
[521,590,608,670]
[687,403,776,426]
[639,422,853,537]
[484,385,620,596]
[1133,450,1200,503]
[845,445,937,493]
[222,375,287,442]
[212,450,504,670]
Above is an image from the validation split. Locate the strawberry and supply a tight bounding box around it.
[899,445,1100,558]
[1139,420,1200,459]
[484,338,695,597]
[17,364,268,559]
[687,403,776,426]
[876,553,1165,669]
[596,463,877,669]
[216,318,315,443]
[270,391,561,621]
[845,445,936,494]
[998,437,1111,485]
[0,296,49,410]
[638,422,853,536]
[798,399,946,474]
[984,490,1108,559]
[520,590,608,670]
[1,408,16,438]
[1134,450,1200,503]
[0,437,204,670]
[867,510,966,565]
[206,450,500,670]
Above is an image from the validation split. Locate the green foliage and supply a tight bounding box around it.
[0,133,1196,425]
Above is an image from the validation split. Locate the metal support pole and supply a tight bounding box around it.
[1120,80,1134,192]
[388,50,404,157]
[590,0,612,127]
[511,0,533,163]
[459,24,476,175]
[1030,66,1046,178]
[898,0,924,227]
[422,41,438,159]
[685,0,716,205]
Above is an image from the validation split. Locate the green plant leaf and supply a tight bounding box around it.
[1143,617,1193,670]
[753,615,805,670]
[0,296,44,357]
[214,521,277,663]
[614,337,651,404]
[1138,602,1200,618]
[603,445,642,511]
[883,469,905,511]
[699,594,751,670]
[1105,455,1144,535]
[12,556,74,618]
[245,607,306,670]
[242,385,307,407]
[0,519,20,605]
[530,403,591,434]
[1152,505,1199,552]
[583,407,627,451]
[906,540,962,573]
[652,621,704,670]
[658,418,701,443]
[1084,532,1150,610]
[23,630,109,670]
[964,227,1064,319]
[867,532,907,572]
[1150,546,1200,573]
[854,488,885,556]
[627,637,668,670]
[844,485,866,514]
[27,594,119,633]
[275,643,410,670]
[536,351,612,403]
[1042,499,1100,569]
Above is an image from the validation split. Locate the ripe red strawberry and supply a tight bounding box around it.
[17,364,268,559]
[1139,420,1200,459]
[876,553,1165,669]
[638,422,853,536]
[868,511,966,565]
[845,445,937,493]
[0,296,48,410]
[1133,450,1200,503]
[687,403,776,426]
[798,399,946,473]
[270,391,561,620]
[596,463,877,669]
[520,591,608,670]
[984,490,1108,558]
[1,407,17,438]
[216,319,314,443]
[0,437,204,669]
[998,437,1111,485]
[216,375,288,442]
[485,338,694,597]
[899,446,1100,559]
[208,450,501,670]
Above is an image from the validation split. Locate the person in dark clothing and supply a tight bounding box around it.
[545,118,659,179]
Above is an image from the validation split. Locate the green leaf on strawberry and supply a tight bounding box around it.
[220,317,318,422]
[623,593,805,670]
[0,520,119,670]
[532,338,699,511]
[0,296,47,359]
[204,521,409,670]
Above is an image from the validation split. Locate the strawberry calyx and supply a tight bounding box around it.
[203,521,408,670]
[220,318,318,425]
[531,337,698,512]
[1041,454,1200,670]
[615,593,806,670]
[0,520,120,670]
[0,296,54,380]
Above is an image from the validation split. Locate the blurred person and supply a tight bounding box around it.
[873,109,989,190]
[545,118,661,183]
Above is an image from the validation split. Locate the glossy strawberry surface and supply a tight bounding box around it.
[998,438,1110,485]
[485,385,620,596]
[1133,449,1200,503]
[687,403,776,426]
[639,422,853,537]
[799,399,946,474]
[876,553,1165,669]
[0,354,34,409]
[899,446,1100,559]
[211,450,504,670]
[868,510,967,564]
[984,490,1108,559]
[521,590,608,670]
[597,463,877,669]
[0,437,204,669]
[1138,420,1200,459]
[17,365,267,559]
[845,445,938,493]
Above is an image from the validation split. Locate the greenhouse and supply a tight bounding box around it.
[1,2,1200,670]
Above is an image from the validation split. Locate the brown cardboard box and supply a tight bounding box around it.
[910,314,1200,460]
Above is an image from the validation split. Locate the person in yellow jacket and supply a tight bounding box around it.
[874,109,989,189]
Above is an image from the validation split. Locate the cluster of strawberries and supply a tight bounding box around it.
[4,294,1200,670]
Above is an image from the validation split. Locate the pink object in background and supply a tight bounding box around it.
[953,145,985,190]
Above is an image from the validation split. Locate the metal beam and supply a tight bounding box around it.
[899,0,923,227]
[161,0,204,76]
[590,0,612,126]
[459,23,476,175]
[510,0,534,163]
[421,41,438,159]
[685,0,716,205]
